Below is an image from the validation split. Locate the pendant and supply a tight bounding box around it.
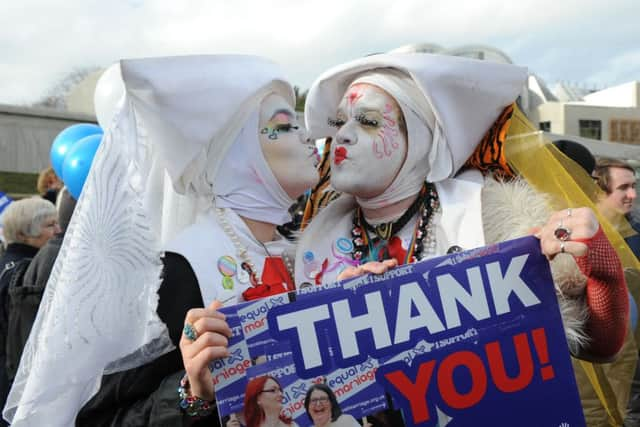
[217,255,237,277]
[374,222,393,240]
[222,276,234,290]
[237,268,250,284]
[335,237,354,254]
[299,282,313,290]
[218,255,237,290]
[447,245,464,254]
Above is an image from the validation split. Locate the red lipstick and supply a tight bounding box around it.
[334,147,347,165]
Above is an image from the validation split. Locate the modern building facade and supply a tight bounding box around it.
[527,79,640,147]
[393,43,640,164]
[0,104,96,174]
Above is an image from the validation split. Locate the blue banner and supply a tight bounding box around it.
[211,312,250,415]
[214,236,585,427]
[0,191,12,217]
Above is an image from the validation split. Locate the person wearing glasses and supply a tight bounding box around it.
[222,413,245,427]
[304,384,360,427]
[244,376,298,427]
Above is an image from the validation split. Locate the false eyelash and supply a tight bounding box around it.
[355,113,378,127]
[327,118,345,128]
[276,124,299,132]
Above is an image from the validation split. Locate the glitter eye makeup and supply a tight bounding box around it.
[329,83,408,199]
[261,109,298,140]
[355,113,379,127]
[333,85,403,159]
[327,117,346,128]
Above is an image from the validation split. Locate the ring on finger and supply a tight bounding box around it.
[560,242,566,253]
[554,222,572,241]
[183,323,198,341]
[567,208,572,217]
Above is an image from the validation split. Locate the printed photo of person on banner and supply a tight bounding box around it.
[304,383,361,427]
[244,375,298,427]
[217,232,594,426]
[213,300,389,427]
[244,357,309,427]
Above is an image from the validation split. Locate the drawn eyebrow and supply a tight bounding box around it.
[269,109,294,121]
[354,108,383,115]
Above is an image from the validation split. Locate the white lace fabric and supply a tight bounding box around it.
[4,102,173,426]
[4,54,298,426]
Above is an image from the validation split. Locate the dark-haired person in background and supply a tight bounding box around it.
[552,139,596,176]
[304,384,360,427]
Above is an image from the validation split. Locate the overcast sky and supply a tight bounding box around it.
[1,0,639,106]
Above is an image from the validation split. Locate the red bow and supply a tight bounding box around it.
[242,257,294,301]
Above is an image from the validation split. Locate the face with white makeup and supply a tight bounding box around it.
[329,83,407,199]
[259,93,319,199]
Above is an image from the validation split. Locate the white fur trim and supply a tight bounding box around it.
[481,176,589,350]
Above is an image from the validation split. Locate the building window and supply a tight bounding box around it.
[539,121,551,132]
[579,120,601,140]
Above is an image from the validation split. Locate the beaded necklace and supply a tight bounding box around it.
[351,182,439,264]
[215,207,294,287]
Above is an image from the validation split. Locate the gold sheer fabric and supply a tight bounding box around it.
[505,105,639,272]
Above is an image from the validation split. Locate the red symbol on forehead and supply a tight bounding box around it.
[347,85,365,105]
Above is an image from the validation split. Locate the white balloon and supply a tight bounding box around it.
[94,63,125,130]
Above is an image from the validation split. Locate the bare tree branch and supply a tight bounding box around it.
[32,66,101,110]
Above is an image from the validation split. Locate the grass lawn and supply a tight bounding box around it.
[0,171,39,198]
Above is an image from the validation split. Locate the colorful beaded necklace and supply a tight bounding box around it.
[351,182,440,264]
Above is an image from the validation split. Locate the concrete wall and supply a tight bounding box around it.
[546,132,640,163]
[0,104,97,174]
[534,101,640,146]
[563,103,640,144]
[534,102,565,133]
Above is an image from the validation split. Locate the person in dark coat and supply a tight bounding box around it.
[0,197,58,426]
[4,188,77,380]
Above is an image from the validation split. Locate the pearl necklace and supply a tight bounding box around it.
[215,207,294,286]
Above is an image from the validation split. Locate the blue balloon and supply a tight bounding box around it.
[62,134,103,199]
[51,123,103,177]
